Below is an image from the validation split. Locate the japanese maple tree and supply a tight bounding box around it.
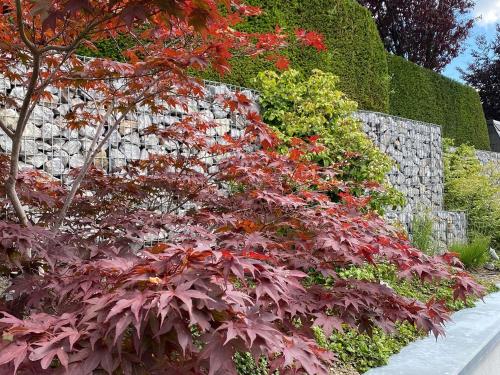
[0,1,483,374]
[358,0,475,71]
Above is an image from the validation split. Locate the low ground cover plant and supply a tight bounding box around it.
[238,262,493,374]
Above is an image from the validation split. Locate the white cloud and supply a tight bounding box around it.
[474,0,500,25]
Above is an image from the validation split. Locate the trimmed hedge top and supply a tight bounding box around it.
[388,54,490,150]
[203,0,390,112]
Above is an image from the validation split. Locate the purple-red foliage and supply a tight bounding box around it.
[358,0,475,71]
[0,1,483,374]
[0,105,484,374]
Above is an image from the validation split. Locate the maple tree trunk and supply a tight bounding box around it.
[5,53,41,226]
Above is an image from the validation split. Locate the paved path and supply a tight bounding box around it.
[366,284,500,375]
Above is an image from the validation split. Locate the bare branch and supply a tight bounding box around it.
[15,0,37,53]
[0,118,14,139]
[54,82,166,229]
[53,104,119,229]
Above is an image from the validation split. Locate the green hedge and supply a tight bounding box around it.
[388,54,490,150]
[203,0,389,112]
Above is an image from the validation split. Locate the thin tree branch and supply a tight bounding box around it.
[53,104,114,229]
[0,118,14,139]
[15,0,37,53]
[54,83,165,229]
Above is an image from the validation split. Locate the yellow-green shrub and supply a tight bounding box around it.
[255,69,404,212]
[444,143,500,248]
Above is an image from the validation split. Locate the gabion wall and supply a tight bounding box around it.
[385,211,467,252]
[356,111,444,213]
[476,149,500,171]
[0,80,257,183]
[2,79,497,249]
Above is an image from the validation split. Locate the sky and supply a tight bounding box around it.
[442,0,500,82]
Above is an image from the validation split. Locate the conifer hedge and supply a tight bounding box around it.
[203,0,390,112]
[387,54,490,150]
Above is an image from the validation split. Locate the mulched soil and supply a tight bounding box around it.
[330,363,360,375]
[471,268,500,286]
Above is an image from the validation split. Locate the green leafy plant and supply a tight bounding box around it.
[314,323,418,373]
[255,69,404,212]
[450,236,491,269]
[444,143,500,248]
[411,212,436,255]
[309,263,486,372]
[235,353,270,375]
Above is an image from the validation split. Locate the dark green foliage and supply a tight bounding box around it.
[203,0,390,112]
[450,236,491,269]
[387,54,490,150]
[77,34,136,62]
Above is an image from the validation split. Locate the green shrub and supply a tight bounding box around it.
[203,0,389,112]
[450,236,491,269]
[255,69,404,212]
[387,54,490,150]
[309,263,484,373]
[411,212,436,255]
[444,143,500,248]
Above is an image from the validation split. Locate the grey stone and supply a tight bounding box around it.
[123,132,141,145]
[9,86,27,101]
[32,105,54,124]
[106,131,121,146]
[212,105,229,119]
[109,148,126,168]
[62,140,82,155]
[51,146,70,165]
[26,154,48,168]
[40,122,61,140]
[144,134,159,146]
[140,148,150,160]
[62,128,79,139]
[79,125,98,139]
[22,122,42,139]
[69,154,85,169]
[120,143,141,160]
[0,135,12,152]
[81,139,95,152]
[0,108,19,130]
[20,140,38,155]
[207,84,231,98]
[44,158,66,176]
